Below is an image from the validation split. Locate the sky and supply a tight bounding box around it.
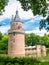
[0,0,49,36]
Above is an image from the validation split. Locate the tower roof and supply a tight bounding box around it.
[14,10,20,22]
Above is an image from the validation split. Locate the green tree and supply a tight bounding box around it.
[25,34,31,46]
[2,34,8,52]
[41,34,49,47]
[30,33,36,46]
[0,32,2,40]
[25,33,49,47]
[25,33,41,46]
[34,35,41,45]
[0,33,8,54]
[0,0,8,15]
[30,33,41,46]
[17,0,47,16]
[39,16,49,31]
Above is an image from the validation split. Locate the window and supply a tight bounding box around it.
[18,26,22,29]
[16,23,18,25]
[13,32,15,36]
[18,26,20,29]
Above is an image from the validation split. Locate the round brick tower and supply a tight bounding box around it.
[8,10,25,57]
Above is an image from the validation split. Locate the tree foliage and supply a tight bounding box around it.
[0,32,8,54]
[25,33,49,48]
[17,0,47,17]
[39,15,49,31]
[0,0,8,15]
[41,34,49,47]
[0,56,40,65]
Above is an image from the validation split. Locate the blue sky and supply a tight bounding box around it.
[0,15,40,30]
[0,0,49,36]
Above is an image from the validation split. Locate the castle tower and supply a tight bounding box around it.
[8,10,25,57]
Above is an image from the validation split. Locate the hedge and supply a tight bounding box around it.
[0,50,7,54]
[0,56,49,65]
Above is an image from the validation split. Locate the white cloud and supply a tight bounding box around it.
[0,26,10,34]
[0,0,34,22]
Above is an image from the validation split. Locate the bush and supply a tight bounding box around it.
[0,50,7,54]
[46,48,49,53]
[0,56,48,65]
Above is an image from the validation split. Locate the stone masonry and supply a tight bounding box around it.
[8,10,25,57]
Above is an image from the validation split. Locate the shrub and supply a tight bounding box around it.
[0,56,48,65]
[46,48,49,53]
[0,50,7,54]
